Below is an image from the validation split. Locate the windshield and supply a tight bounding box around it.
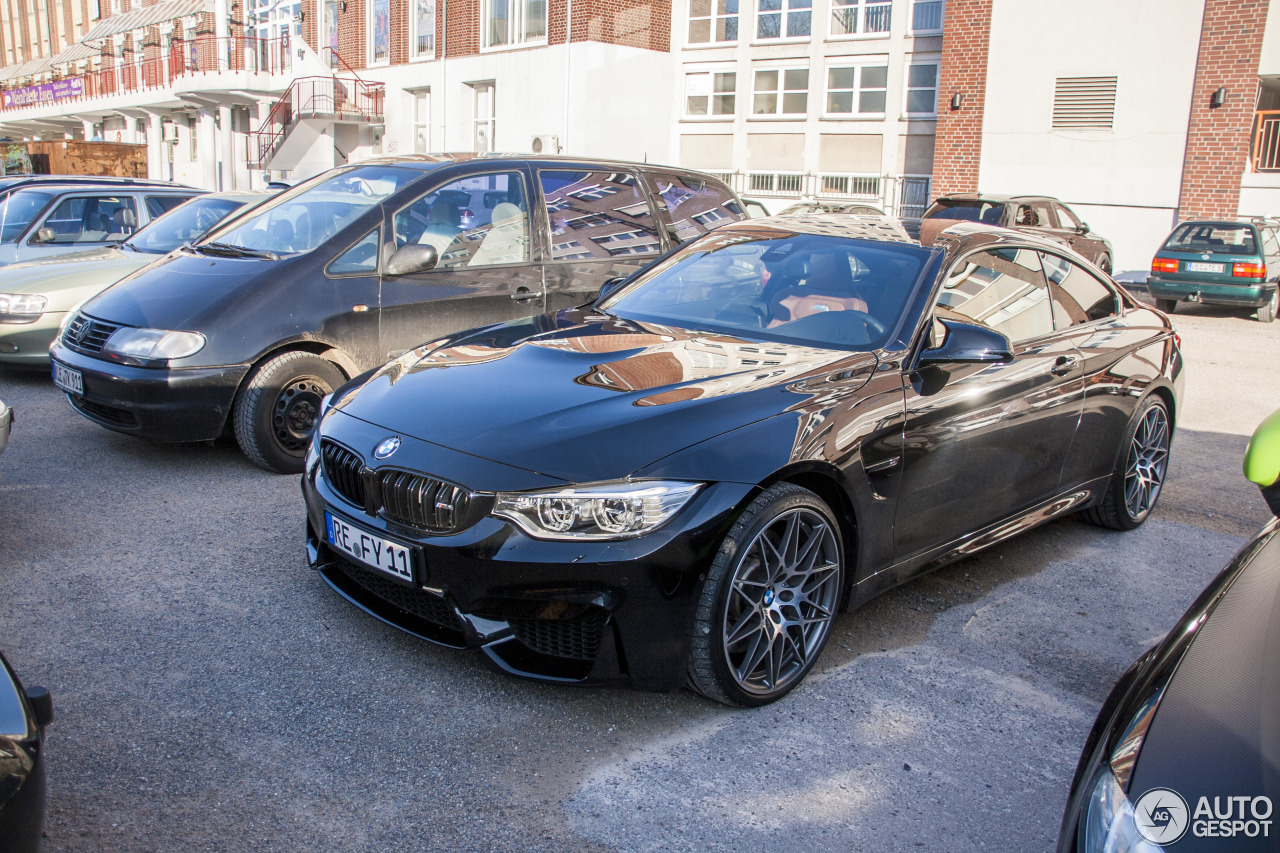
[1163,222,1257,256]
[0,188,53,243]
[204,166,420,256]
[128,196,248,254]
[603,230,930,350]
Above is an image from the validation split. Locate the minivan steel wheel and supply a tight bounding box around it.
[688,483,844,706]
[234,351,344,474]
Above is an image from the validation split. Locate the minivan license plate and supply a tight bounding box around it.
[326,511,415,584]
[1186,262,1223,273]
[52,361,83,395]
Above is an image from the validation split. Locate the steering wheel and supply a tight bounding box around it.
[845,310,888,337]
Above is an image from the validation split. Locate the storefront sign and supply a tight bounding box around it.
[2,78,84,109]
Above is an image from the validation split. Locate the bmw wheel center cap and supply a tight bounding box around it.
[373,436,401,460]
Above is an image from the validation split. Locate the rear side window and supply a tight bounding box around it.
[925,200,1005,225]
[38,195,138,243]
[146,195,192,218]
[1040,253,1118,326]
[1163,223,1257,256]
[647,172,741,243]
[938,247,1054,342]
[539,170,661,262]
[1261,227,1280,257]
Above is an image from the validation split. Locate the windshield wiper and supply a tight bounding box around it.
[196,241,279,261]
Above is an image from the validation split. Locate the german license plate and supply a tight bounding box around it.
[51,361,83,395]
[325,511,415,584]
[1186,262,1223,273]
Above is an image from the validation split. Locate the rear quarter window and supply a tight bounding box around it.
[646,172,742,243]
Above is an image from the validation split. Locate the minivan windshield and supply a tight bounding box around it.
[0,189,54,243]
[204,166,420,257]
[603,229,929,350]
[127,195,248,254]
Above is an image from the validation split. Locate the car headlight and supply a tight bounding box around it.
[101,327,206,367]
[0,293,47,323]
[1081,768,1170,853]
[492,480,702,541]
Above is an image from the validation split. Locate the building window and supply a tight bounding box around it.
[368,0,390,64]
[909,0,943,33]
[1051,76,1117,130]
[485,0,547,47]
[688,0,738,44]
[825,64,887,115]
[756,0,810,40]
[830,0,890,37]
[411,0,435,58]
[686,71,736,117]
[753,68,808,116]
[904,62,938,116]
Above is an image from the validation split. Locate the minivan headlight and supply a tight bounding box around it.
[492,480,702,540]
[0,293,47,323]
[102,327,206,367]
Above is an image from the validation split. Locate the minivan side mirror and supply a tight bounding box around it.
[385,244,439,276]
[33,227,55,244]
[918,318,1013,366]
[596,276,628,303]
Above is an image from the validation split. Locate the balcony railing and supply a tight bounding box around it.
[0,36,291,113]
[251,72,385,167]
[706,169,932,218]
[1253,110,1280,172]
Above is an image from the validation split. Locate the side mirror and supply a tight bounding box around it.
[596,276,628,303]
[33,227,55,244]
[918,318,1013,366]
[1077,223,1090,235]
[1244,407,1280,518]
[385,244,438,277]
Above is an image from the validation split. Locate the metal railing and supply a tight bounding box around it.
[1253,110,1280,172]
[251,62,385,168]
[0,36,291,112]
[709,169,931,218]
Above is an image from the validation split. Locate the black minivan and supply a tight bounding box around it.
[50,156,744,472]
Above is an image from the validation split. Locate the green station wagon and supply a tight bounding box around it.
[1147,218,1280,322]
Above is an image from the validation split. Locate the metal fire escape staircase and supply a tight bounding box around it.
[250,49,384,172]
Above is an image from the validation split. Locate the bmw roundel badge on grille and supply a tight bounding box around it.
[373,436,401,460]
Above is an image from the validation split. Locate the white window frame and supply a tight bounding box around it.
[904,61,939,118]
[684,69,737,119]
[754,0,811,42]
[908,0,944,35]
[751,66,809,118]
[686,0,739,46]
[482,0,548,50]
[823,60,888,118]
[410,0,436,60]
[367,0,390,66]
[828,0,891,39]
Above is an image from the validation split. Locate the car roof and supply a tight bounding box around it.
[352,154,731,181]
[934,193,1060,204]
[0,175,189,190]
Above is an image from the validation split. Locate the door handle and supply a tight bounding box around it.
[511,288,545,302]
[1050,355,1079,376]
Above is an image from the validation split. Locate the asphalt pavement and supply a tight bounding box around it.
[0,292,1274,852]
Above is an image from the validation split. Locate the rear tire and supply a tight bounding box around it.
[1258,289,1277,323]
[1097,254,1112,276]
[687,483,845,707]
[1080,395,1171,531]
[1154,298,1177,314]
[233,351,344,474]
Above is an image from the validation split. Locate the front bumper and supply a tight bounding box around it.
[1147,275,1275,307]
[49,340,247,442]
[0,312,65,366]
[301,417,754,691]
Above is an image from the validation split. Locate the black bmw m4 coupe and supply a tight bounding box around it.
[302,215,1183,706]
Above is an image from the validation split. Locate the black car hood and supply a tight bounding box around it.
[332,311,876,482]
[80,250,277,331]
[1129,522,1280,849]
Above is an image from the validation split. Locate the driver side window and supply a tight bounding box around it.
[392,171,530,269]
[938,248,1054,342]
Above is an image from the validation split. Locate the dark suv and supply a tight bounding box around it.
[50,156,745,472]
[921,194,1115,274]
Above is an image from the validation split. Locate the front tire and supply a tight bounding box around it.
[1258,288,1277,323]
[233,351,344,474]
[688,483,845,707]
[1080,396,1171,530]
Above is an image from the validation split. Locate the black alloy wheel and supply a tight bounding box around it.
[1081,396,1171,530]
[233,351,345,474]
[688,483,845,706]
